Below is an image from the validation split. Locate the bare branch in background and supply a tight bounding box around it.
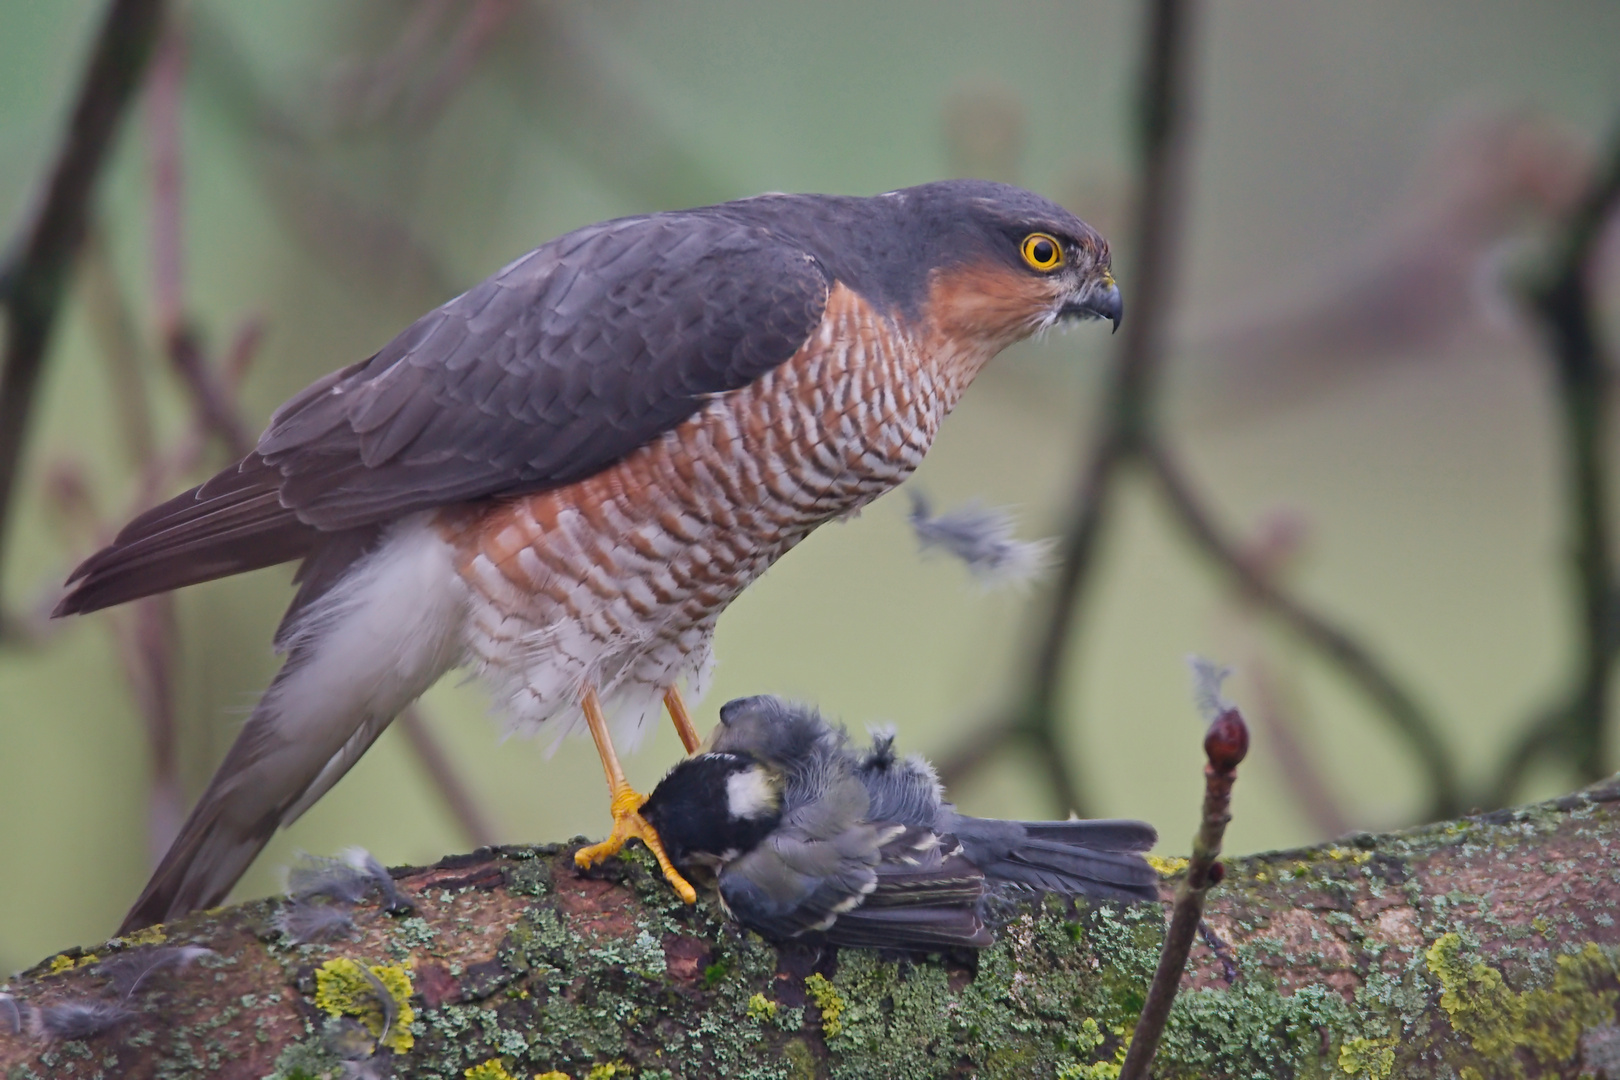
[495,2,735,208]
[1211,509,1352,838]
[940,0,1201,814]
[397,707,500,850]
[1244,657,1350,839]
[1176,109,1594,421]
[0,0,166,631]
[401,0,519,130]
[1146,441,1462,818]
[81,226,155,463]
[180,7,460,310]
[1490,117,1620,801]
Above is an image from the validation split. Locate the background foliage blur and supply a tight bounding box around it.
[2,0,1618,968]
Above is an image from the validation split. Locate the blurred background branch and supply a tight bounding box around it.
[0,0,165,640]
[1487,121,1620,803]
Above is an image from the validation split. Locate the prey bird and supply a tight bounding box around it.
[55,180,1122,932]
[641,695,1159,949]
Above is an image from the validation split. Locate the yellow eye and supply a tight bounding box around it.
[1020,232,1064,272]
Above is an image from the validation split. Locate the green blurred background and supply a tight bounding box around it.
[2,0,1619,968]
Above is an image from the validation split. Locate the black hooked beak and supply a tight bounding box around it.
[1061,273,1123,333]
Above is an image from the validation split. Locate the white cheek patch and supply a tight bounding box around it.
[725,768,778,819]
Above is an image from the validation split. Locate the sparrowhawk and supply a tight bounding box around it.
[56,179,1122,932]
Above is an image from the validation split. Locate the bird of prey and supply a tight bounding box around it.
[641,695,1159,949]
[55,180,1122,933]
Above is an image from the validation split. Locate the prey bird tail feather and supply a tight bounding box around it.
[118,519,468,932]
[950,815,1161,904]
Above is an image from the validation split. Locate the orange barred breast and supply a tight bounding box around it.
[434,281,995,735]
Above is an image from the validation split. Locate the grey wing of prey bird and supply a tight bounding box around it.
[639,696,1159,949]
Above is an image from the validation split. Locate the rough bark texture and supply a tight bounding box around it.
[3,778,1620,1080]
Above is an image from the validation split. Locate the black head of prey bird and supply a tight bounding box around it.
[55,180,1123,933]
[640,695,1159,949]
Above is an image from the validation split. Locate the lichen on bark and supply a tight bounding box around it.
[2,778,1619,1079]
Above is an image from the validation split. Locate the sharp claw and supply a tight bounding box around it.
[575,787,698,904]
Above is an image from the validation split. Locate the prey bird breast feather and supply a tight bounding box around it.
[54,180,1118,931]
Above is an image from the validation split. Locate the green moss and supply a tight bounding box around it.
[464,1060,518,1080]
[702,957,732,988]
[780,1038,818,1080]
[1424,932,1618,1077]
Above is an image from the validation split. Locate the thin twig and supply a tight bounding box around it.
[168,327,253,457]
[147,21,185,338]
[1246,655,1350,838]
[397,706,499,849]
[80,225,155,462]
[1118,692,1249,1080]
[1146,440,1462,818]
[0,0,166,626]
[1510,119,1620,789]
[939,0,1199,814]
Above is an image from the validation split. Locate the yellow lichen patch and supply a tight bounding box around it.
[1338,1034,1396,1077]
[804,973,845,1038]
[464,1062,517,1080]
[585,1064,628,1080]
[314,957,417,1053]
[1324,846,1374,865]
[47,953,97,975]
[747,992,779,1021]
[1424,933,1618,1077]
[119,925,167,947]
[534,1073,571,1080]
[1145,855,1188,877]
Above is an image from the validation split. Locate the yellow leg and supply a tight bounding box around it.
[573,687,697,904]
[664,687,702,754]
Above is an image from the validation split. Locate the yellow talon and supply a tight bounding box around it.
[575,784,698,905]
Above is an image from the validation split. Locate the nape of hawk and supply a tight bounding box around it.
[56,179,1122,934]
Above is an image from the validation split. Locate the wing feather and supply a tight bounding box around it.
[58,209,829,615]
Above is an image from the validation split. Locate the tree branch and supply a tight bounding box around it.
[3,779,1618,1077]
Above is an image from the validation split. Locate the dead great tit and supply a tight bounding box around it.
[638,696,1159,950]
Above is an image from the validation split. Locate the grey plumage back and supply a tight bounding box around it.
[713,697,1161,909]
[711,695,848,811]
[855,729,949,827]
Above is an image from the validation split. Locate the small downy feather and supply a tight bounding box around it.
[273,897,357,944]
[96,945,215,1000]
[36,1000,134,1041]
[0,993,22,1035]
[1188,655,1234,726]
[907,490,1052,586]
[285,848,412,913]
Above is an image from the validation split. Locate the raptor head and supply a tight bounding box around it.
[896,180,1121,352]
